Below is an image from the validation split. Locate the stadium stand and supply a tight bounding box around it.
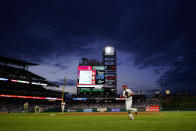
[0,56,66,113]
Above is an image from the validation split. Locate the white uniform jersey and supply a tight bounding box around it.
[123,89,133,101]
[122,88,137,120]
[61,102,65,107]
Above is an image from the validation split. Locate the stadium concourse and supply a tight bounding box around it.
[0,56,66,113]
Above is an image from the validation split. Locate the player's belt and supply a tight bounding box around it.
[126,97,132,100]
[126,96,131,98]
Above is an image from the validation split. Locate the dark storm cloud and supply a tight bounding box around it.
[52,78,76,86]
[0,0,196,93]
[0,0,122,62]
[116,0,196,93]
[117,0,190,54]
[54,64,68,70]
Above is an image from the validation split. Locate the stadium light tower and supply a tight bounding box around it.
[103,46,117,96]
[104,46,115,56]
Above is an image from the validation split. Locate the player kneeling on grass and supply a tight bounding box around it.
[121,85,138,120]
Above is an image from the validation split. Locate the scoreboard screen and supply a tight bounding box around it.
[79,70,93,84]
[96,70,105,84]
[77,66,105,89]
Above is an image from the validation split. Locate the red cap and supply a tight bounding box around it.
[122,85,127,87]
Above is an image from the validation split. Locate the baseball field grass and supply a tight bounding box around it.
[0,111,196,131]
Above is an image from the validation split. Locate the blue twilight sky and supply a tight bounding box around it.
[0,0,196,94]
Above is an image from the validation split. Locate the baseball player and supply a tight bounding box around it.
[121,85,138,120]
[34,106,39,114]
[23,102,29,113]
[61,102,66,114]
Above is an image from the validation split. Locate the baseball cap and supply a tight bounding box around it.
[122,85,127,87]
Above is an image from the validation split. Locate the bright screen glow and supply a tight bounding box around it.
[79,70,93,84]
[77,66,104,88]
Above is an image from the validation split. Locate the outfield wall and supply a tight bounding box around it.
[44,107,147,113]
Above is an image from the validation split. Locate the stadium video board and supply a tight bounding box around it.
[79,70,94,84]
[77,66,105,89]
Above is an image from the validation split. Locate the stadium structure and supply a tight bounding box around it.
[70,46,147,111]
[76,46,117,97]
[1,48,194,114]
[0,56,66,113]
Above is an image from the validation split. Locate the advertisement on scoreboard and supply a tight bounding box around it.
[77,66,105,89]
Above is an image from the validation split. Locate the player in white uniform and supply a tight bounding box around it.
[23,102,29,113]
[61,102,66,114]
[122,85,138,120]
[35,106,40,114]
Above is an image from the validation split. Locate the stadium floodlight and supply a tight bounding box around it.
[104,46,115,55]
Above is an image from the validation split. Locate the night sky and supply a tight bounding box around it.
[0,0,196,94]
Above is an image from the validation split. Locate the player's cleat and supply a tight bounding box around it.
[130,118,134,120]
